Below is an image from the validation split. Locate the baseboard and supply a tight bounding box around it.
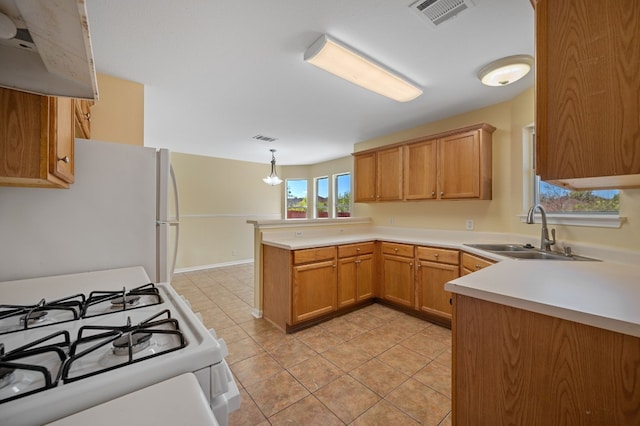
[174,258,253,274]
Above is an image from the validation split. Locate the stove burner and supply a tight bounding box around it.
[0,367,15,389]
[19,310,48,325]
[110,295,141,308]
[112,332,152,356]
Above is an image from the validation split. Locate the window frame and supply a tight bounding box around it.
[285,178,308,220]
[521,125,624,228]
[314,176,329,219]
[333,172,352,218]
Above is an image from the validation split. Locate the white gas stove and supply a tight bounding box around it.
[0,267,239,425]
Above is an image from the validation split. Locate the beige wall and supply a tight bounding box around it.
[90,74,144,146]
[352,88,640,252]
[171,153,282,270]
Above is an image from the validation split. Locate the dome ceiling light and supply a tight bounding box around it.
[478,55,534,86]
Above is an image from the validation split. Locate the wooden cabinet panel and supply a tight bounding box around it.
[452,295,640,425]
[416,246,459,265]
[354,152,376,202]
[0,87,74,188]
[535,0,640,189]
[416,260,457,319]
[404,140,437,200]
[438,131,480,199]
[292,259,337,323]
[376,146,403,201]
[337,252,374,308]
[353,146,403,202]
[380,242,414,258]
[74,99,93,139]
[460,252,495,276]
[381,253,414,307]
[293,246,336,265]
[338,242,375,258]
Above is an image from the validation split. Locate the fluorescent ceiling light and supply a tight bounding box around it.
[304,34,422,102]
[478,55,534,86]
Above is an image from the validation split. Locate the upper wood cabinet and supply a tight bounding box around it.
[354,146,403,202]
[535,0,640,189]
[0,87,75,188]
[404,140,437,200]
[74,99,94,139]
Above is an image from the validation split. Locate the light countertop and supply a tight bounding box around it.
[260,226,640,338]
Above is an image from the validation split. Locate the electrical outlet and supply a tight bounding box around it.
[231,249,237,256]
[295,231,303,237]
[466,219,474,230]
[388,217,394,225]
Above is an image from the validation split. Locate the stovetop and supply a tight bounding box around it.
[0,267,227,426]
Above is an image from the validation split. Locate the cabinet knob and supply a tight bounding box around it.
[440,192,444,196]
[475,264,481,269]
[84,112,91,122]
[394,248,398,253]
[333,264,337,268]
[417,263,421,268]
[58,156,70,164]
[356,247,360,252]
[434,253,439,258]
[431,191,435,196]
[409,262,413,267]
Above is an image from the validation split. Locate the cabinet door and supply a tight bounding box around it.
[354,152,376,202]
[292,260,337,323]
[536,0,640,188]
[417,260,458,319]
[381,254,414,307]
[74,99,93,139]
[337,257,357,308]
[404,140,437,200]
[438,131,480,199]
[376,146,403,201]
[50,97,74,184]
[356,253,374,301]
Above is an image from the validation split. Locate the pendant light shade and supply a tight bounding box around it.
[263,149,283,186]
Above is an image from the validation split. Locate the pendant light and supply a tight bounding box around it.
[262,149,283,186]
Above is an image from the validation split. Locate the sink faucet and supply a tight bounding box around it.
[526,204,556,251]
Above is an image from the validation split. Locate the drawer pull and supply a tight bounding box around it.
[58,156,70,163]
[475,264,481,269]
[394,248,398,253]
[434,253,439,258]
[356,247,360,252]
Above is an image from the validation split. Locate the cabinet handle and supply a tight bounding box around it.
[434,253,439,258]
[84,112,91,122]
[355,260,361,264]
[475,264,481,269]
[431,191,435,196]
[440,192,444,196]
[333,264,337,268]
[394,248,398,253]
[58,156,70,164]
[356,247,360,252]
[409,262,413,267]
[417,263,421,268]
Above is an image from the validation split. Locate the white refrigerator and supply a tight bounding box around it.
[0,139,179,282]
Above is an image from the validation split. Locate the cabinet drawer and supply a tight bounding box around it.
[293,246,336,265]
[416,246,459,265]
[461,252,495,273]
[338,242,375,258]
[380,242,414,257]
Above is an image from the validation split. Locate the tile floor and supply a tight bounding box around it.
[172,263,452,426]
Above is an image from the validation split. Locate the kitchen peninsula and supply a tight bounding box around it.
[252,221,640,424]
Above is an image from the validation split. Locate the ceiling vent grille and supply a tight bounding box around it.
[252,134,278,142]
[410,0,475,27]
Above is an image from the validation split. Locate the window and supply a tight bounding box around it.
[286,179,307,219]
[523,126,622,227]
[334,173,351,218]
[315,176,329,218]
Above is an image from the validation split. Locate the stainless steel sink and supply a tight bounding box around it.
[465,243,531,252]
[465,243,599,261]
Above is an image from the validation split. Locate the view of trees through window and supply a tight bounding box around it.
[335,173,351,217]
[537,180,619,213]
[286,179,307,219]
[316,177,328,218]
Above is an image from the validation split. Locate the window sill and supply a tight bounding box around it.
[518,213,626,228]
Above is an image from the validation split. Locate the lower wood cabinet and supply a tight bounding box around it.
[380,242,415,308]
[292,257,337,323]
[461,252,495,275]
[337,242,375,308]
[452,294,640,425]
[415,246,459,322]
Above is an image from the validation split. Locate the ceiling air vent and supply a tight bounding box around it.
[409,0,475,28]
[252,134,278,142]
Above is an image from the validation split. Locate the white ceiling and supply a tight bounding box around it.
[86,0,534,165]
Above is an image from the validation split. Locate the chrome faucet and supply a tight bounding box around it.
[526,204,556,251]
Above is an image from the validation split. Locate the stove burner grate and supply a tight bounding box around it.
[0,331,71,404]
[82,283,163,318]
[62,309,186,383]
[0,295,84,335]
